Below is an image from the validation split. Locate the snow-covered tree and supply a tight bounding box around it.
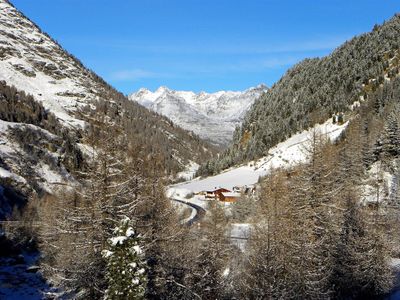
[383,108,400,158]
[37,120,146,298]
[103,217,146,300]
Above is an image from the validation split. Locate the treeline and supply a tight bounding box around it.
[0,76,215,198]
[231,75,400,299]
[0,81,84,201]
[198,14,400,176]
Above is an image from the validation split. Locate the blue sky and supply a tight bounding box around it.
[11,0,400,94]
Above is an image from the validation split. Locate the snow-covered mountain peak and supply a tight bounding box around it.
[129,85,268,147]
[136,87,150,94]
[156,86,171,93]
[253,83,268,90]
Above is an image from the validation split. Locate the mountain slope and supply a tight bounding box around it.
[170,118,348,195]
[129,85,267,147]
[0,0,217,215]
[0,0,96,128]
[200,14,400,174]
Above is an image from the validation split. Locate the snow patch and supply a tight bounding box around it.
[176,161,199,181]
[0,167,26,183]
[110,236,127,246]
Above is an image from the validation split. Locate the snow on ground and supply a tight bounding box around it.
[76,143,95,158]
[0,57,86,128]
[361,161,395,204]
[0,1,100,128]
[167,119,348,230]
[176,161,199,181]
[0,167,26,184]
[35,163,66,193]
[391,258,400,269]
[169,119,348,197]
[230,223,251,251]
[0,252,58,300]
[167,189,209,209]
[0,119,76,193]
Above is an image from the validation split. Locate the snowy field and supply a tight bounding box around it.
[169,119,348,198]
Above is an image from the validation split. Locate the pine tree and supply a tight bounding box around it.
[355,227,393,298]
[331,123,394,299]
[383,107,400,159]
[103,217,146,300]
[355,195,393,297]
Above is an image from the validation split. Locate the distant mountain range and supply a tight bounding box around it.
[129,84,267,147]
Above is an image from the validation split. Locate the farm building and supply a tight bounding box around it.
[218,192,241,202]
[205,188,231,199]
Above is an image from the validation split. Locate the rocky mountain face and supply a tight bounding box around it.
[129,85,267,147]
[0,0,217,216]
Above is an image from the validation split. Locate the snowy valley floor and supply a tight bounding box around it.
[169,118,348,200]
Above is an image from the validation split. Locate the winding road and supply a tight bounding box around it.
[171,198,206,226]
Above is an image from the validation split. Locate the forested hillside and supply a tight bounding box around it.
[0,0,217,205]
[232,71,400,298]
[171,69,400,300]
[0,1,218,298]
[198,14,400,175]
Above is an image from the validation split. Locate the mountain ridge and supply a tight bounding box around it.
[129,84,267,147]
[0,0,217,213]
[197,13,400,175]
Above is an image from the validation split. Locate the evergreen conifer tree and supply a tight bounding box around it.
[383,108,400,158]
[103,217,146,300]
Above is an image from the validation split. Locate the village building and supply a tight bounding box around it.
[218,192,241,202]
[205,187,231,199]
[233,185,256,195]
[202,187,246,202]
